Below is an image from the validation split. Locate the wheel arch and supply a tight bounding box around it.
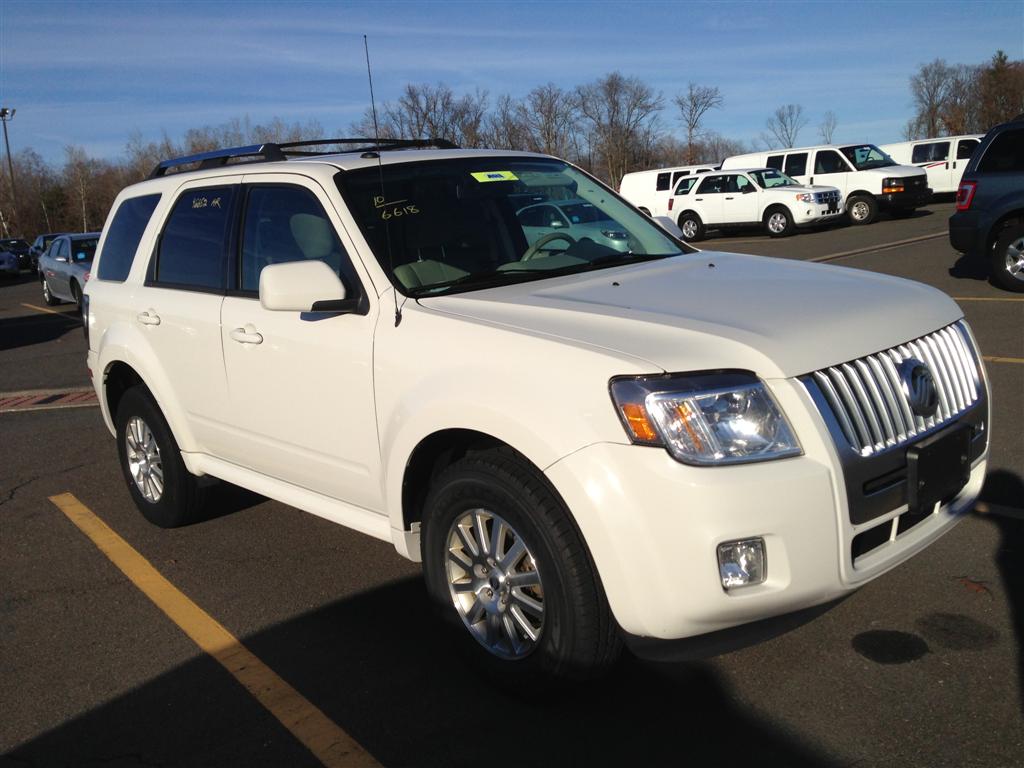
[987,209,1024,250]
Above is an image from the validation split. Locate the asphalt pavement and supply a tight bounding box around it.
[2,201,1022,768]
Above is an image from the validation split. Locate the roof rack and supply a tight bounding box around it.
[147,137,459,179]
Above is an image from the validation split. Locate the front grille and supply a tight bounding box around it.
[905,176,927,190]
[810,321,981,457]
[814,190,841,205]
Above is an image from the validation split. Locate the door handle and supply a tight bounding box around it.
[137,310,161,326]
[725,196,735,200]
[229,324,263,345]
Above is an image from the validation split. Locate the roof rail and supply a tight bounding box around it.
[148,144,285,179]
[147,137,460,179]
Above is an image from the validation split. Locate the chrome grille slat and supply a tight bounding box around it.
[809,321,982,456]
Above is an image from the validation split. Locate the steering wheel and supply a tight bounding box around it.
[521,231,577,261]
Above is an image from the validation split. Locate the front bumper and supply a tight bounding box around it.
[878,187,932,209]
[545,378,987,641]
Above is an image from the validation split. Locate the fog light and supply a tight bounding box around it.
[717,538,766,590]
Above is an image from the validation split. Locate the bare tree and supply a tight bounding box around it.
[518,83,580,158]
[818,110,837,143]
[674,83,723,164]
[63,146,92,232]
[576,72,664,187]
[910,59,953,137]
[979,50,1024,129]
[766,104,807,148]
[481,94,530,151]
[352,83,490,147]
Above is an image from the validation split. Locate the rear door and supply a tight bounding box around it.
[218,175,382,510]
[952,138,981,187]
[911,140,952,192]
[137,178,235,456]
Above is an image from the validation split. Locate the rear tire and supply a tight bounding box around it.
[422,448,621,682]
[847,194,878,225]
[764,207,795,237]
[115,386,206,528]
[677,212,705,242]
[991,222,1024,293]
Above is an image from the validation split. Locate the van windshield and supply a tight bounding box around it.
[841,144,897,171]
[337,157,687,297]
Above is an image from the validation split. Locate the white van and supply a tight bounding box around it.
[619,164,718,216]
[722,144,929,224]
[879,135,983,194]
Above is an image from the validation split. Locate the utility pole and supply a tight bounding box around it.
[0,107,17,231]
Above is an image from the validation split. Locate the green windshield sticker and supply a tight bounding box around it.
[471,171,519,183]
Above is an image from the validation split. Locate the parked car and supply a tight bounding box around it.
[949,116,1024,292]
[880,135,983,195]
[0,248,19,278]
[85,140,989,680]
[0,238,32,271]
[659,167,842,240]
[30,232,64,272]
[722,143,929,224]
[38,232,100,310]
[619,164,719,215]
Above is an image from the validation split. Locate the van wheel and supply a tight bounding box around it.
[41,276,60,306]
[991,222,1024,293]
[115,386,206,528]
[764,207,794,237]
[847,195,877,225]
[422,448,621,681]
[678,212,705,242]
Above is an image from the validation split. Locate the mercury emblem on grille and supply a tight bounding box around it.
[899,358,939,417]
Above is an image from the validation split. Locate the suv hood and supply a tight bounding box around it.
[420,252,962,379]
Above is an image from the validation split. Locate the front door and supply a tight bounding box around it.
[218,176,382,511]
[810,149,852,198]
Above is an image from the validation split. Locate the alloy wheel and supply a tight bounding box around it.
[768,212,788,234]
[125,416,164,502]
[1004,236,1024,283]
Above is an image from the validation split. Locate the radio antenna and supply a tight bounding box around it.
[364,34,401,326]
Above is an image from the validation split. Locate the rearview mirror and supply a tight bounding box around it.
[259,260,352,312]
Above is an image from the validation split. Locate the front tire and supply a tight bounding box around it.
[991,222,1024,293]
[677,212,705,242]
[847,194,878,225]
[764,207,795,237]
[115,386,206,528]
[422,448,621,681]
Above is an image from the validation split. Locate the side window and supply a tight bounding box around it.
[97,194,161,282]
[240,185,358,294]
[696,175,728,194]
[674,177,698,195]
[655,172,671,191]
[957,139,979,160]
[516,206,548,227]
[58,240,70,259]
[977,129,1024,172]
[154,186,235,290]
[671,170,689,185]
[912,142,950,163]
[814,150,849,174]
[766,155,784,171]
[784,153,808,177]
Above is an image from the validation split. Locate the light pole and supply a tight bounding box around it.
[0,107,17,218]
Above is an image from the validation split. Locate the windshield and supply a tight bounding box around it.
[840,144,897,171]
[70,238,99,263]
[749,169,799,188]
[337,157,685,297]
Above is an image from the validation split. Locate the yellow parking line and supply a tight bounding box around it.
[954,297,1024,302]
[20,302,74,317]
[983,356,1024,365]
[49,493,380,768]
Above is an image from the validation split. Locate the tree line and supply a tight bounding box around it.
[1,51,1019,240]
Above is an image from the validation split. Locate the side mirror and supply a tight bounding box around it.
[259,260,351,312]
[55,256,68,263]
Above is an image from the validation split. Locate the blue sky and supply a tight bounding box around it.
[1,0,1022,164]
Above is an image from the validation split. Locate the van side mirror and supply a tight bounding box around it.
[259,260,354,312]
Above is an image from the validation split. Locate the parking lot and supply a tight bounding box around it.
[2,200,1022,768]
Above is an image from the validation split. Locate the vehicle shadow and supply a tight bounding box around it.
[4,579,838,768]
[978,469,1024,710]
[0,310,80,352]
[948,251,990,283]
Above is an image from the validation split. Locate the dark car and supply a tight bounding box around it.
[30,232,64,273]
[0,238,31,270]
[949,115,1024,292]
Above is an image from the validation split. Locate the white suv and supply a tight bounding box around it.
[654,168,843,241]
[85,140,990,679]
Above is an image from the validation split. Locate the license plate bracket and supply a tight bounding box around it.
[906,423,972,513]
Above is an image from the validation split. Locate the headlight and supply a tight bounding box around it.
[795,193,814,203]
[882,177,906,193]
[610,372,802,465]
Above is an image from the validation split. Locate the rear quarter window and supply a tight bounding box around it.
[977,129,1024,173]
[97,194,161,282]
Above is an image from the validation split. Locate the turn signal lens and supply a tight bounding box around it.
[620,403,659,442]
